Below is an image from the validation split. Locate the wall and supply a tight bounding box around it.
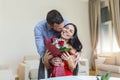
[0,0,90,75]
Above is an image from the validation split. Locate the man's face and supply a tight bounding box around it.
[52,22,64,32]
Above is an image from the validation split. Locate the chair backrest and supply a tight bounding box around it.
[0,65,8,70]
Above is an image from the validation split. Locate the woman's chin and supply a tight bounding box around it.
[61,36,66,39]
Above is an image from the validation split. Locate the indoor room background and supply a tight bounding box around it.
[0,0,90,75]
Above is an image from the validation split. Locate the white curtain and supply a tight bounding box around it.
[109,0,120,47]
[89,0,101,70]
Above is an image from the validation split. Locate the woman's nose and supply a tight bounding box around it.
[62,28,69,33]
[65,29,69,33]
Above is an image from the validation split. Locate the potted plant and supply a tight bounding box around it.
[96,72,111,80]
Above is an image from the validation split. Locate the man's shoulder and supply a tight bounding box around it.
[63,19,69,25]
[35,20,47,28]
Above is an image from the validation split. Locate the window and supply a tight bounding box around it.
[97,1,120,54]
[97,21,120,54]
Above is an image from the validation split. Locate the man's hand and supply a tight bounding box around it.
[43,50,53,69]
[43,50,53,63]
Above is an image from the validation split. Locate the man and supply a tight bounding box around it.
[34,9,68,79]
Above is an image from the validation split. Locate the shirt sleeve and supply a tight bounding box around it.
[64,19,69,25]
[34,25,45,58]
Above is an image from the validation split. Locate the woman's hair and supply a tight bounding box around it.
[46,9,64,25]
[65,23,83,52]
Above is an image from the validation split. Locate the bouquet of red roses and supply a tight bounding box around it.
[44,37,71,56]
[44,37,72,77]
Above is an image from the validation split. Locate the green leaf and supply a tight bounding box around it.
[101,75,105,80]
[59,47,71,52]
[101,73,111,80]
[105,72,111,80]
[65,48,71,51]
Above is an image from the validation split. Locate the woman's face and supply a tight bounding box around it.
[61,24,75,40]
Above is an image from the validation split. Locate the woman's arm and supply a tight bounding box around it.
[61,52,75,72]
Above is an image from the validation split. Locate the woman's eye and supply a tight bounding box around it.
[70,30,73,33]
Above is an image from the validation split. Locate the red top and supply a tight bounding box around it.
[64,60,73,75]
[51,60,73,77]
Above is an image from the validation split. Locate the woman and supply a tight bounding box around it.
[44,23,83,77]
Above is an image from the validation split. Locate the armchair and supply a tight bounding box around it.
[78,58,89,75]
[0,65,14,80]
[95,52,120,77]
[18,55,40,80]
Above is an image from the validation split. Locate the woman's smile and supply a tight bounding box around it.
[61,24,75,40]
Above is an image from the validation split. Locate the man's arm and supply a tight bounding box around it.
[43,50,53,69]
[34,25,45,58]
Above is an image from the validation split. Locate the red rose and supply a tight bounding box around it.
[58,40,64,47]
[51,37,57,42]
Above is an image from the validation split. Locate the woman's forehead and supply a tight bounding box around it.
[66,25,75,31]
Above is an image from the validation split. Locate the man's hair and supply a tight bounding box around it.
[46,9,64,25]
